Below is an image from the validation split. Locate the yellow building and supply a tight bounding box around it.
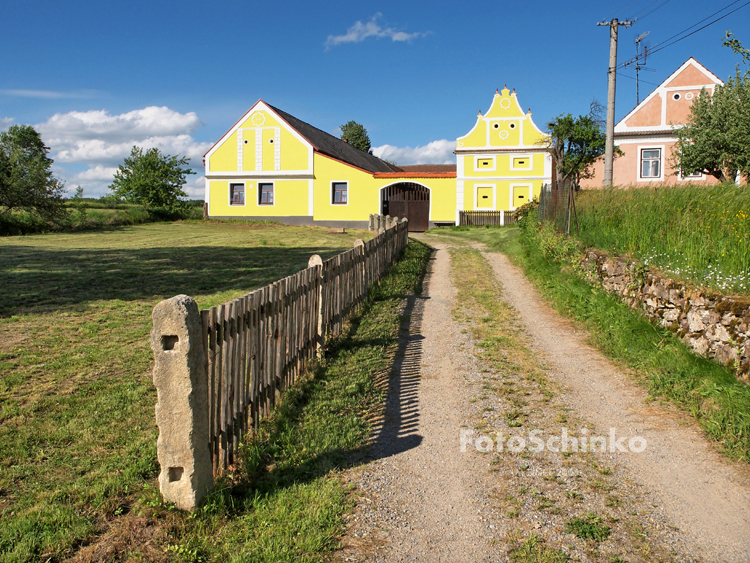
[203,100,457,231]
[456,87,553,222]
[204,90,551,230]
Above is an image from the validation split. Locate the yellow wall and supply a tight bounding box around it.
[312,154,457,223]
[208,109,311,174]
[208,179,309,217]
[463,180,544,211]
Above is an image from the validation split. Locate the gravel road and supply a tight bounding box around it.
[337,238,750,562]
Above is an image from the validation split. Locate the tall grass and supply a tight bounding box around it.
[575,184,750,294]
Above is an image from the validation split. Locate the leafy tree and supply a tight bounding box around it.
[674,33,750,182]
[544,101,610,185]
[340,121,372,153]
[109,146,194,214]
[0,124,66,221]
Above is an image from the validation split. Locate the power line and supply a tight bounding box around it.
[631,0,672,21]
[617,71,660,87]
[629,0,663,19]
[606,0,644,20]
[618,0,750,69]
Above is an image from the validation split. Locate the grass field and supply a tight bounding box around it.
[574,184,750,295]
[430,225,750,464]
[0,220,398,562]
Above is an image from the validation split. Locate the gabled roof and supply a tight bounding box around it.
[267,104,394,173]
[615,57,724,133]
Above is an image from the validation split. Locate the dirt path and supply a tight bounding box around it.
[480,246,750,563]
[339,241,496,562]
[338,238,750,563]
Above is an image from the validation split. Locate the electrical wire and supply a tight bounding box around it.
[631,0,672,21]
[616,71,660,87]
[617,0,750,69]
[606,0,644,21]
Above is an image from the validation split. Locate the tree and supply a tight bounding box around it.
[0,124,66,221]
[674,33,750,182]
[340,121,372,153]
[109,146,195,214]
[544,101,609,186]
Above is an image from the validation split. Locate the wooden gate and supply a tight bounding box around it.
[381,183,430,232]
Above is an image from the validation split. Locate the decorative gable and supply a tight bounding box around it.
[615,57,723,134]
[456,87,547,151]
[204,100,313,176]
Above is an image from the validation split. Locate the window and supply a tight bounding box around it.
[640,149,661,178]
[259,183,274,205]
[332,182,348,204]
[230,183,245,205]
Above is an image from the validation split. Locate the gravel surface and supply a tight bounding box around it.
[336,238,750,562]
[479,245,750,563]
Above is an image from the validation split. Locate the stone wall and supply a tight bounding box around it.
[581,250,750,383]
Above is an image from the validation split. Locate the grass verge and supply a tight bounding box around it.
[434,225,750,463]
[446,242,672,562]
[0,221,393,562]
[137,238,432,562]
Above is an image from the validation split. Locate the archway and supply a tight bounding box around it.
[381,182,430,232]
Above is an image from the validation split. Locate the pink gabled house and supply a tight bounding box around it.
[581,57,724,188]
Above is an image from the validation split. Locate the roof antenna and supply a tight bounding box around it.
[634,32,655,104]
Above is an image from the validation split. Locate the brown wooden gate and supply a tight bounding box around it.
[381,183,430,232]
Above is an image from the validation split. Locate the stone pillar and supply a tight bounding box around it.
[374,214,382,231]
[500,209,505,227]
[151,295,213,511]
[308,254,324,355]
[368,214,375,232]
[385,215,393,229]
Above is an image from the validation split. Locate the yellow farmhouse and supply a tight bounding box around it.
[203,88,552,230]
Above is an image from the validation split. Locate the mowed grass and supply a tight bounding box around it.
[575,184,750,294]
[0,221,377,562]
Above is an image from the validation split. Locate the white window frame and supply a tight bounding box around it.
[229,182,246,206]
[638,146,664,182]
[510,154,533,171]
[509,182,533,210]
[474,184,496,210]
[331,181,349,206]
[474,155,496,172]
[258,181,275,206]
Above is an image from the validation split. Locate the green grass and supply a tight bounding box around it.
[574,184,750,294]
[565,514,611,542]
[0,221,406,562]
[509,535,569,563]
[432,225,750,463]
[158,238,432,562]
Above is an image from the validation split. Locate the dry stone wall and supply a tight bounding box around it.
[581,250,750,383]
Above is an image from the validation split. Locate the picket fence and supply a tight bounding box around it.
[458,210,517,227]
[196,220,408,474]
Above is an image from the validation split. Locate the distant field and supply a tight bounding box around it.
[575,184,750,295]
[0,221,373,562]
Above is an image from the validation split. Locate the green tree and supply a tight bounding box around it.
[340,121,372,153]
[0,124,66,221]
[545,101,609,185]
[109,146,195,214]
[674,33,750,182]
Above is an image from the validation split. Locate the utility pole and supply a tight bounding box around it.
[598,18,633,187]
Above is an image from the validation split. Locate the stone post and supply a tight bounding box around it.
[385,215,393,229]
[368,214,375,232]
[500,209,505,227]
[308,254,324,356]
[151,295,213,511]
[374,214,382,231]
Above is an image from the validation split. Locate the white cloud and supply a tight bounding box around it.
[325,13,428,49]
[183,175,206,199]
[37,106,210,198]
[0,117,13,131]
[0,89,101,99]
[372,139,455,165]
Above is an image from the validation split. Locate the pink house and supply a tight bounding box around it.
[581,58,724,188]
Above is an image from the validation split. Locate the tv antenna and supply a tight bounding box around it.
[634,32,655,104]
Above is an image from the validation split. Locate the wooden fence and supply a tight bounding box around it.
[458,210,517,226]
[198,220,408,474]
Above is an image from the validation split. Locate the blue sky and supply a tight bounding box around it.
[1,0,748,198]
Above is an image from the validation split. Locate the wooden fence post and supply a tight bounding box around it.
[151,295,213,511]
[308,254,324,356]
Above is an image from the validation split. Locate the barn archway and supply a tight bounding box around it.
[380,182,430,232]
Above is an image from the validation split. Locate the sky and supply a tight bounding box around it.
[1,0,748,199]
